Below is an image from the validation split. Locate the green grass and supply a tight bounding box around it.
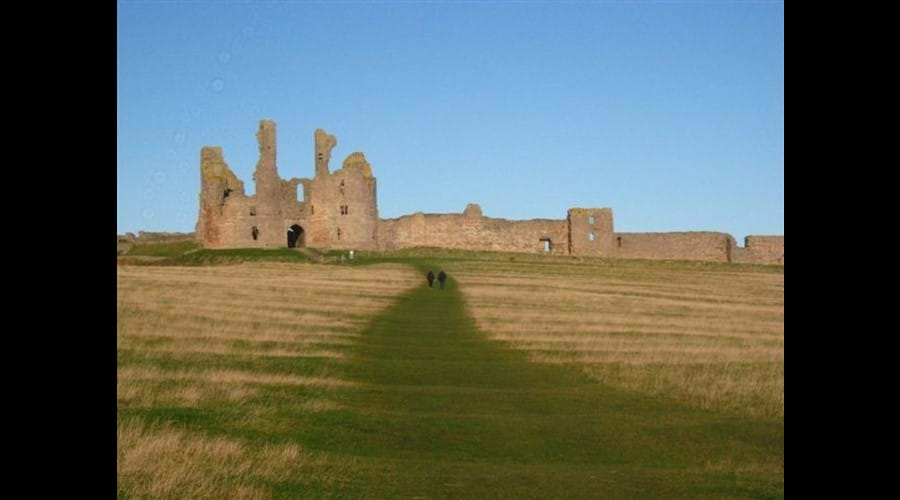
[124,240,200,257]
[140,248,314,266]
[119,257,783,498]
[121,244,783,276]
[337,247,784,275]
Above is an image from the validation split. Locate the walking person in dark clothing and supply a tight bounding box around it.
[427,270,435,288]
[437,271,447,290]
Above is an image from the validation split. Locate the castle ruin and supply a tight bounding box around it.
[196,120,783,265]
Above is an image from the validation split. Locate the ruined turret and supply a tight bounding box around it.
[329,152,378,249]
[314,128,336,178]
[196,146,243,246]
[246,120,286,246]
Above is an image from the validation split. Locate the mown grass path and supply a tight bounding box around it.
[276,261,783,499]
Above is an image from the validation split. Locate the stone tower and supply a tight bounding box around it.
[195,146,244,247]
[567,208,615,256]
[305,129,337,247]
[304,128,379,249]
[330,152,378,249]
[250,120,285,247]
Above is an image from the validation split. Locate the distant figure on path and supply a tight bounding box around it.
[427,270,435,288]
[438,271,447,289]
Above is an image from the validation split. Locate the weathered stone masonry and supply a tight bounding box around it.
[197,121,377,251]
[196,120,784,265]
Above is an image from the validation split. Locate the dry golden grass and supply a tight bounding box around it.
[118,418,267,499]
[118,263,418,406]
[117,262,418,359]
[118,418,354,499]
[117,366,355,407]
[118,262,418,497]
[448,260,784,418]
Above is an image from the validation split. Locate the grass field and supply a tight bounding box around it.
[445,257,784,418]
[117,249,784,498]
[117,262,420,498]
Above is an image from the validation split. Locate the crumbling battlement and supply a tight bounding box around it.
[195,120,784,265]
[378,204,569,255]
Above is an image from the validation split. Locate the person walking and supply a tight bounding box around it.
[437,270,447,290]
[427,270,435,288]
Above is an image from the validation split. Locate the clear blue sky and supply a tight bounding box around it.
[117,1,783,242]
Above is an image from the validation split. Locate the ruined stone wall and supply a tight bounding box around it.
[219,194,269,248]
[731,236,784,265]
[567,208,615,257]
[193,120,783,264]
[305,181,331,248]
[202,191,299,249]
[280,178,307,220]
[747,236,784,265]
[730,245,749,264]
[613,232,733,262]
[378,204,569,254]
[279,177,312,247]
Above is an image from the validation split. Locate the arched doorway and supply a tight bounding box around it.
[287,224,305,248]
